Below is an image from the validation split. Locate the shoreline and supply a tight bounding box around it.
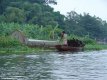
[0,46,56,54]
[0,44,107,54]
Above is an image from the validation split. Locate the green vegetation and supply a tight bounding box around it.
[0,23,61,53]
[67,34,107,51]
[0,0,107,40]
[0,0,107,53]
[0,36,55,54]
[0,22,62,40]
[0,36,21,47]
[0,36,27,53]
[0,32,107,53]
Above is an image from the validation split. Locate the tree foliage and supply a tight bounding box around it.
[0,0,107,40]
[0,0,60,25]
[64,11,107,39]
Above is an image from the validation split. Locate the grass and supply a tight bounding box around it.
[0,46,54,54]
[1,34,107,54]
[84,44,107,51]
[1,44,107,54]
[0,36,53,54]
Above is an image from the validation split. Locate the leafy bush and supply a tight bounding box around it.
[83,37,97,45]
[68,34,97,45]
[0,36,21,48]
[0,22,62,40]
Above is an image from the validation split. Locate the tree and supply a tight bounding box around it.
[79,13,104,39]
[4,7,26,23]
[65,11,82,35]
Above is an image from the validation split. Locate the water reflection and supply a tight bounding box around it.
[0,50,107,80]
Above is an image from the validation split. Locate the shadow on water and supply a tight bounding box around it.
[0,50,107,80]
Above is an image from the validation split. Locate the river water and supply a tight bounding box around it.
[0,50,107,80]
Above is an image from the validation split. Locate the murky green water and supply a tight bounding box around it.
[0,50,107,80]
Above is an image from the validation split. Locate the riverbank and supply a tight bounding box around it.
[0,46,55,54]
[84,44,107,51]
[1,36,107,54]
[0,44,107,54]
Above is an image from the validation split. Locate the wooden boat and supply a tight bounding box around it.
[11,30,59,47]
[11,30,85,52]
[55,45,84,52]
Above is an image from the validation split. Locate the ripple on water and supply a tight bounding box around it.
[0,50,107,80]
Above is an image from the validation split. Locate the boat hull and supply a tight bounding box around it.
[55,45,84,52]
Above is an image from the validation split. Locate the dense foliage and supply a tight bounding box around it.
[64,11,107,39]
[0,36,21,48]
[0,0,107,40]
[0,23,62,40]
[0,0,64,27]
